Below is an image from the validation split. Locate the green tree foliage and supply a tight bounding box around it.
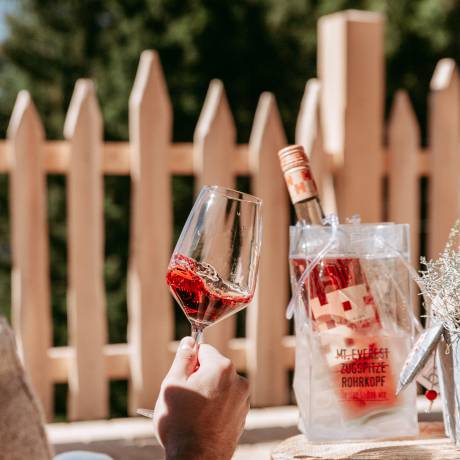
[0,0,459,416]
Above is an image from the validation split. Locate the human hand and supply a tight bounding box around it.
[153,337,250,460]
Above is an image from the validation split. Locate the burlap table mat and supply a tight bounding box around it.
[0,316,53,460]
[271,422,460,459]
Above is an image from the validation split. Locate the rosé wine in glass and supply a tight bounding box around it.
[167,185,262,344]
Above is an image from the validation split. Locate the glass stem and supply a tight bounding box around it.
[191,324,204,349]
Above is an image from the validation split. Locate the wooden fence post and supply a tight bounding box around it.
[429,59,460,258]
[296,79,336,215]
[7,91,53,420]
[247,92,289,406]
[64,80,108,420]
[128,50,173,413]
[318,10,384,222]
[388,90,420,269]
[193,79,236,354]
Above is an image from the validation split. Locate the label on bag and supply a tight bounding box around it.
[326,335,397,418]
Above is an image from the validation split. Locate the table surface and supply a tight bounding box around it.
[271,422,459,459]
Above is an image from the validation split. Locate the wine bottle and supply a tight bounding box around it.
[279,144,398,420]
[278,143,382,333]
[278,144,324,225]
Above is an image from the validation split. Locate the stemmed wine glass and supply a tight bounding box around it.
[137,186,262,419]
[167,185,263,344]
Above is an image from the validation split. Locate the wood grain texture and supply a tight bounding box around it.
[318,10,384,222]
[0,140,429,176]
[271,423,457,459]
[429,59,460,258]
[64,79,108,420]
[7,91,53,420]
[193,79,237,354]
[388,90,420,266]
[0,141,251,175]
[47,337,260,383]
[128,50,173,413]
[296,79,337,215]
[247,93,289,406]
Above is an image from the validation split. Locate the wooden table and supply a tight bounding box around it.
[271,422,459,459]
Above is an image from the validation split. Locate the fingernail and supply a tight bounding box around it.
[179,336,195,350]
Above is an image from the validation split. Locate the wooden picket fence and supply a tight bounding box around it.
[3,9,460,422]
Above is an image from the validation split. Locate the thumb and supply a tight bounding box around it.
[167,336,197,380]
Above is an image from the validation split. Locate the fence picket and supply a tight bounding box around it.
[5,35,460,421]
[247,92,289,406]
[128,50,173,413]
[64,80,108,420]
[193,79,236,353]
[429,59,460,258]
[388,91,420,268]
[7,91,53,420]
[296,79,337,214]
[318,10,384,222]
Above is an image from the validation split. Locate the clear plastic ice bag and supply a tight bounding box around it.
[289,222,419,441]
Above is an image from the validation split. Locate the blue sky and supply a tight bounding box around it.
[0,1,16,42]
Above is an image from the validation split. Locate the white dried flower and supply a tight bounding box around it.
[420,220,460,334]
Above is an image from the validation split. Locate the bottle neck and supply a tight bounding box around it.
[293,195,325,225]
[278,144,326,225]
[281,163,325,225]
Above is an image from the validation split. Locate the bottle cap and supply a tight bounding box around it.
[278,144,310,173]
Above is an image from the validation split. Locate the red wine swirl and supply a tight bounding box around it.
[166,254,253,328]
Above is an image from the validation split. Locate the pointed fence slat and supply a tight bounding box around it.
[193,79,236,353]
[247,92,289,406]
[388,91,420,268]
[64,80,108,420]
[429,59,460,258]
[128,51,173,413]
[296,79,337,215]
[318,10,384,222]
[296,79,321,157]
[7,91,53,420]
[8,43,460,420]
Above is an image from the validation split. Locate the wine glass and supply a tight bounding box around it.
[167,185,263,344]
[136,185,262,418]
